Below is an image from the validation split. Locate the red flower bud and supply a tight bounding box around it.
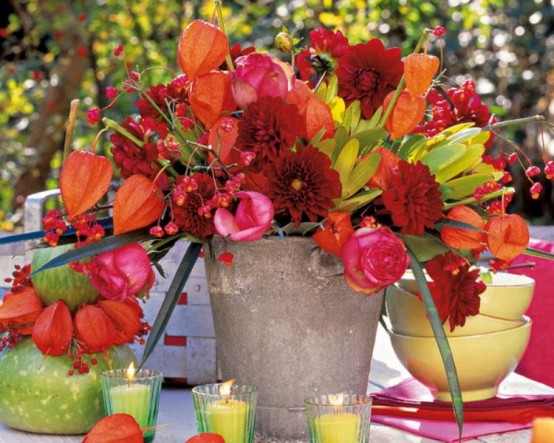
[74,304,116,353]
[32,300,73,356]
[97,300,142,345]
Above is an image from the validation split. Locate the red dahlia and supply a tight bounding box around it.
[425,252,486,331]
[172,173,218,239]
[336,38,403,119]
[296,28,350,86]
[381,160,443,235]
[236,96,304,171]
[264,145,341,226]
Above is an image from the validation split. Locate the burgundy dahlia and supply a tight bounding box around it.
[381,160,443,235]
[264,145,341,226]
[336,38,404,119]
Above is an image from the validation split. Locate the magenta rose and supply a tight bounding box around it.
[231,53,293,109]
[341,227,410,295]
[214,191,274,242]
[89,243,155,301]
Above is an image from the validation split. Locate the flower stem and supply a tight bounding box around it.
[63,99,80,162]
[442,187,515,211]
[488,115,552,130]
[102,118,144,147]
[214,0,235,72]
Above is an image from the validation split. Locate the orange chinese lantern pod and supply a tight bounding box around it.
[441,205,487,251]
[0,286,43,335]
[113,174,165,235]
[365,146,401,190]
[177,19,229,80]
[31,300,73,356]
[208,117,240,167]
[97,300,142,345]
[74,304,116,353]
[185,434,225,443]
[404,53,440,98]
[312,212,355,257]
[486,213,530,262]
[190,70,237,129]
[384,90,426,140]
[60,151,113,217]
[82,413,143,443]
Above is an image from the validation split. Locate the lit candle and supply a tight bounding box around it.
[315,394,360,443]
[108,362,151,428]
[207,379,248,443]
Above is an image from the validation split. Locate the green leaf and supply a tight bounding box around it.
[439,127,482,146]
[316,138,336,159]
[342,153,381,198]
[343,101,361,134]
[521,247,554,260]
[334,138,360,187]
[333,189,382,212]
[308,127,329,147]
[325,75,338,102]
[408,253,464,439]
[32,231,152,274]
[399,233,449,262]
[441,173,493,200]
[397,134,426,160]
[139,241,202,369]
[331,127,349,163]
[353,128,387,149]
[276,222,321,236]
[433,144,485,183]
[420,144,466,174]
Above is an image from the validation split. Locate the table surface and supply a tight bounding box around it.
[0,325,551,443]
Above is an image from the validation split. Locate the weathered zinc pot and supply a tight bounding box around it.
[205,235,383,440]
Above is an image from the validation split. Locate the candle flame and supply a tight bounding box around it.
[329,393,344,406]
[220,378,236,396]
[126,362,136,382]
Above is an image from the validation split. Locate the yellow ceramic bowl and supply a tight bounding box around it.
[385,284,526,337]
[398,271,535,320]
[388,317,532,401]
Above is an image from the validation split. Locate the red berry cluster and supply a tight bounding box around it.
[41,210,105,248]
[4,264,32,289]
[66,345,98,376]
[0,325,21,351]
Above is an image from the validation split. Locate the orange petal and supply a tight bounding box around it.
[486,214,530,262]
[312,212,354,257]
[177,20,229,80]
[74,304,116,353]
[82,414,143,443]
[441,205,487,251]
[404,53,440,98]
[0,286,43,335]
[384,90,426,140]
[31,300,73,355]
[113,175,165,235]
[190,70,236,128]
[60,151,113,217]
[97,300,142,345]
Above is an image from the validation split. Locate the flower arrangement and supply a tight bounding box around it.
[1,2,553,435]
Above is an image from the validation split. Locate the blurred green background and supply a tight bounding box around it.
[0,0,552,231]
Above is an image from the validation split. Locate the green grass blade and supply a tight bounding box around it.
[408,251,464,440]
[139,241,203,369]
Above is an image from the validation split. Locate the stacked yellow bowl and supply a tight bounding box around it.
[386,272,535,401]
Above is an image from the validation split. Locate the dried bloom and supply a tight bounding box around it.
[264,145,341,226]
[336,39,404,119]
[425,252,486,331]
[381,160,444,235]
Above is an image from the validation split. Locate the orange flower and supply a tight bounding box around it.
[486,214,530,263]
[113,174,165,234]
[59,151,113,217]
[384,90,426,140]
[441,205,487,252]
[0,286,43,335]
[74,304,116,353]
[190,70,236,128]
[312,212,354,257]
[82,414,143,443]
[32,300,73,356]
[177,20,229,80]
[404,53,440,98]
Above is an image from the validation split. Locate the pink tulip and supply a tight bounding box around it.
[231,53,292,109]
[214,191,274,242]
[88,243,155,301]
[341,227,410,295]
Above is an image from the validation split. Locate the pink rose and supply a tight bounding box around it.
[214,191,274,242]
[89,243,155,301]
[341,227,410,295]
[231,53,293,108]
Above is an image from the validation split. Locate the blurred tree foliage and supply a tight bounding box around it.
[0,0,552,231]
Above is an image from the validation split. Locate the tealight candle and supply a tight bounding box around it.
[101,363,163,443]
[315,412,360,443]
[192,380,258,443]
